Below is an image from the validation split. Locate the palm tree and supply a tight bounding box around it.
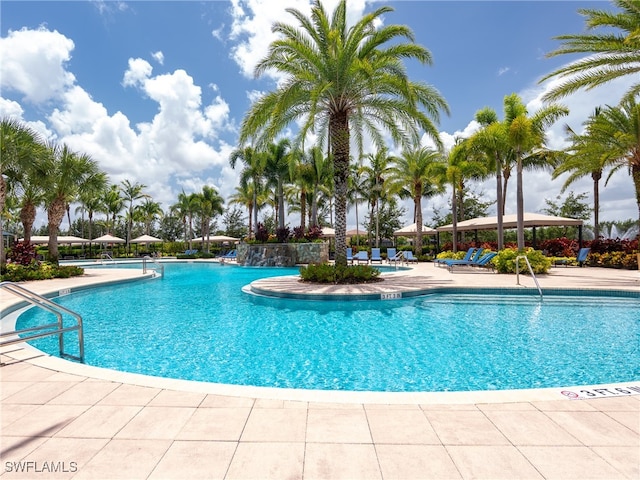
[76,185,107,256]
[102,184,125,236]
[553,108,608,239]
[238,0,449,266]
[571,98,640,229]
[230,146,265,239]
[42,143,104,263]
[361,149,394,248]
[263,139,291,230]
[288,148,315,231]
[195,186,224,252]
[503,93,569,249]
[137,198,164,236]
[468,108,511,250]
[0,118,43,266]
[388,146,444,255]
[228,183,264,240]
[171,191,200,251]
[120,180,149,254]
[347,161,368,246]
[541,0,640,103]
[440,141,487,252]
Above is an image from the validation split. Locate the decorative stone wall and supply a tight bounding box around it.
[237,242,328,266]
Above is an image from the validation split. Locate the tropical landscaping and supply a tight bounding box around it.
[1,0,639,281]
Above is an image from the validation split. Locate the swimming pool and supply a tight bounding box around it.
[15,263,640,392]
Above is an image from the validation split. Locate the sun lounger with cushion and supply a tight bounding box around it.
[354,250,369,264]
[434,248,475,266]
[447,251,497,272]
[402,251,418,263]
[370,248,383,263]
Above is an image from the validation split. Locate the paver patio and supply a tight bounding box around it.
[1,262,639,479]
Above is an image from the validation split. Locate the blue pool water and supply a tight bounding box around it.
[15,263,640,392]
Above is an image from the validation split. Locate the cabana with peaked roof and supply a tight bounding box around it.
[393,223,438,236]
[436,213,584,248]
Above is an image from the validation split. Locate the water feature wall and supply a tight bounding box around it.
[237,242,329,266]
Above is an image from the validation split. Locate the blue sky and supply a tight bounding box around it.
[0,0,636,233]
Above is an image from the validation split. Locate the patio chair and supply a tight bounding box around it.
[434,247,475,267]
[386,248,397,264]
[447,251,497,272]
[221,249,237,261]
[370,248,383,263]
[402,251,418,263]
[346,247,353,263]
[354,250,369,264]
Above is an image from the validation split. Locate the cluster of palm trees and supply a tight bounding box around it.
[0,119,228,264]
[233,0,640,265]
[2,0,639,269]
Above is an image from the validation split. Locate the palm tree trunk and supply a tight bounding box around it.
[47,197,67,264]
[0,176,6,267]
[516,154,525,250]
[414,196,422,256]
[330,112,350,267]
[248,204,254,240]
[495,154,504,250]
[632,163,640,231]
[592,170,601,239]
[451,185,458,253]
[278,180,285,230]
[20,202,36,244]
[502,168,511,216]
[300,192,307,231]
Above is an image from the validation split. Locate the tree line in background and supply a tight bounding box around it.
[1,0,639,270]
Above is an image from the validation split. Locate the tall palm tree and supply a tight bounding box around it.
[503,93,569,249]
[361,149,394,248]
[42,143,104,263]
[0,118,43,266]
[230,146,265,239]
[137,198,164,236]
[76,185,107,256]
[468,108,511,250]
[574,98,640,228]
[439,141,487,252]
[102,184,124,236]
[553,108,607,239]
[347,161,368,246]
[238,0,449,266]
[263,139,291,230]
[171,191,200,251]
[288,148,315,231]
[120,180,149,254]
[228,183,264,240]
[195,186,224,252]
[541,0,640,103]
[388,146,444,255]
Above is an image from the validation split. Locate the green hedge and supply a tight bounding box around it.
[299,263,381,284]
[0,262,84,282]
[492,248,551,274]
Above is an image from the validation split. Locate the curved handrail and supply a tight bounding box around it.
[515,255,543,300]
[0,281,84,362]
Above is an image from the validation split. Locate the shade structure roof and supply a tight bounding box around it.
[345,228,364,236]
[92,234,126,243]
[320,227,335,238]
[393,223,437,236]
[436,213,583,233]
[131,234,163,243]
[19,235,90,244]
[192,235,240,243]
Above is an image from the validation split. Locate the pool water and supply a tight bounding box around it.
[16,263,640,392]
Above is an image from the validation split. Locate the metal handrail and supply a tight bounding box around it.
[142,255,164,276]
[0,282,84,362]
[515,255,543,300]
[100,253,114,265]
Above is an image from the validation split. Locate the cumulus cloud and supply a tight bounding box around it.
[227,0,369,81]
[151,51,164,65]
[0,26,76,104]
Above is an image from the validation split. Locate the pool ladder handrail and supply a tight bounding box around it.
[0,281,84,363]
[389,251,404,269]
[142,255,164,277]
[100,253,114,265]
[515,255,543,300]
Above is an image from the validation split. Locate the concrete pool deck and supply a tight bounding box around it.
[1,262,639,479]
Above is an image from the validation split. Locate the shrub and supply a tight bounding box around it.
[492,248,551,274]
[305,225,322,241]
[8,241,37,266]
[588,252,638,269]
[0,262,84,282]
[540,237,578,257]
[255,223,270,242]
[293,226,306,240]
[299,263,381,284]
[276,226,291,243]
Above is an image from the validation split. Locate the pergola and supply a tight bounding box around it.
[436,213,584,248]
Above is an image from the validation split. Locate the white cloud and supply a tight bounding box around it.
[122,57,153,88]
[0,26,76,104]
[228,0,369,81]
[497,67,510,76]
[151,51,164,65]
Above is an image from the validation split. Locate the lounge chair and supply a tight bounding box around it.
[577,247,591,267]
[370,248,383,263]
[439,248,484,268]
[354,250,369,264]
[434,247,475,266]
[221,249,237,261]
[447,251,497,272]
[346,247,353,263]
[386,248,397,263]
[402,251,418,263]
